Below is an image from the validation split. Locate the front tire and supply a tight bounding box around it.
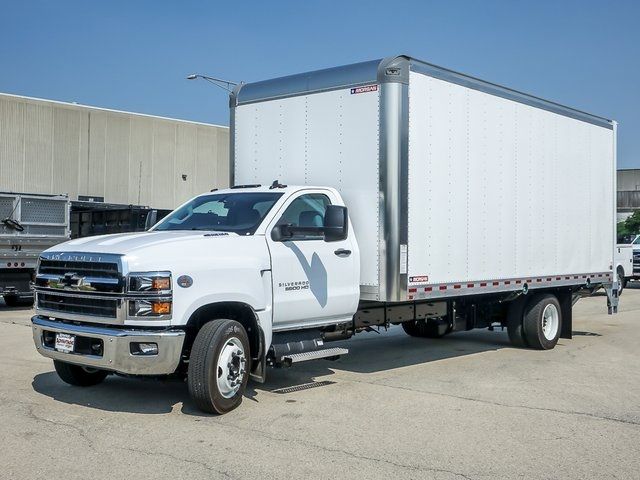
[188,319,250,414]
[523,294,562,350]
[53,360,108,386]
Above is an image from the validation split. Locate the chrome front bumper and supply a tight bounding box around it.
[31,316,186,375]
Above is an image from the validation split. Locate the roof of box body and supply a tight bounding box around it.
[231,55,613,130]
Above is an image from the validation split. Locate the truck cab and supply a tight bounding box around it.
[32,185,359,413]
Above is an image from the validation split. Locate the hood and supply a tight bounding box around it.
[46,230,270,273]
[51,231,239,255]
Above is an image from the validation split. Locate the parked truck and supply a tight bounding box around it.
[1,192,70,306]
[31,55,617,414]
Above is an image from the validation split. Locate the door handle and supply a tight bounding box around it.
[334,248,351,257]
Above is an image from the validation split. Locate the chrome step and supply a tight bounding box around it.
[283,347,349,364]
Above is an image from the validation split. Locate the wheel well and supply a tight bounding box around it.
[185,302,263,362]
[617,265,625,277]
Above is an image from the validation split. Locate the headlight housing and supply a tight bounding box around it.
[129,299,172,317]
[128,272,172,293]
[127,272,172,319]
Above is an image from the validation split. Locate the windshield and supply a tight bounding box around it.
[153,192,283,235]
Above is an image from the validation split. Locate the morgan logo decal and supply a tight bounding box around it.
[350,85,378,95]
[409,275,429,283]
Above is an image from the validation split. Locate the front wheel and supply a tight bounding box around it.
[54,360,108,386]
[188,319,250,414]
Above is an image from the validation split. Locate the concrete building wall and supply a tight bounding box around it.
[618,169,640,191]
[0,93,229,210]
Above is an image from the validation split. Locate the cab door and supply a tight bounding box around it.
[266,191,359,331]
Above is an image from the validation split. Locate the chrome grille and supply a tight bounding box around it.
[39,259,120,279]
[36,254,123,294]
[37,292,119,319]
[35,252,125,322]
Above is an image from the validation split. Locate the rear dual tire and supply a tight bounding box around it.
[508,293,561,350]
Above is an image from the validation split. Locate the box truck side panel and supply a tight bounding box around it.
[234,87,381,288]
[407,71,614,287]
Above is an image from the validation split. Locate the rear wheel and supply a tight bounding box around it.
[188,319,250,414]
[53,360,108,386]
[2,295,33,307]
[522,294,562,350]
[617,268,626,295]
[401,318,450,338]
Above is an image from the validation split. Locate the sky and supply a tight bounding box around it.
[1,0,638,167]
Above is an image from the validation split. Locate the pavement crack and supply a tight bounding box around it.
[114,445,238,479]
[212,420,477,479]
[354,380,640,427]
[23,404,96,449]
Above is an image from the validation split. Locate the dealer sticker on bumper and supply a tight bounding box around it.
[55,333,75,353]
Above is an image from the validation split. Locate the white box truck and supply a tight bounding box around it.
[31,55,617,414]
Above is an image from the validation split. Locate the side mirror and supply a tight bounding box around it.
[144,210,158,231]
[323,205,348,242]
[271,224,293,242]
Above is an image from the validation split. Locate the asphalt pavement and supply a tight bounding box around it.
[1,288,639,480]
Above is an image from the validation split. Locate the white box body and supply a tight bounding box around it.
[232,56,616,302]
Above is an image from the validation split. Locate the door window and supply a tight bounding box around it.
[276,194,331,240]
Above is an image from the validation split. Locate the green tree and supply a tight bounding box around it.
[618,210,640,242]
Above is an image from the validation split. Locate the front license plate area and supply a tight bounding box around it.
[55,333,75,353]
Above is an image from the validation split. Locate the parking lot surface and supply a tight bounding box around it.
[1,289,639,480]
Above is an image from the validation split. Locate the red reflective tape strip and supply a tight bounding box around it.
[516,280,522,284]
[454,284,461,289]
[409,288,417,293]
[536,279,542,282]
[467,283,474,288]
[480,282,487,287]
[425,287,432,292]
[556,277,561,280]
[439,285,447,291]
[408,295,414,300]
[504,281,511,285]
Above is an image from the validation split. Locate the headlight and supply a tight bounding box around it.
[128,272,172,293]
[129,299,172,317]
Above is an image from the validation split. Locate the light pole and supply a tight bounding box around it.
[186,74,238,92]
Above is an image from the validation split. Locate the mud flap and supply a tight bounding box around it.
[605,283,619,315]
[557,291,573,339]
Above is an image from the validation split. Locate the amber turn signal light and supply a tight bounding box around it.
[151,277,171,290]
[151,301,171,315]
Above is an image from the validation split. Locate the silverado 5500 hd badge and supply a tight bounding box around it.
[279,281,310,292]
